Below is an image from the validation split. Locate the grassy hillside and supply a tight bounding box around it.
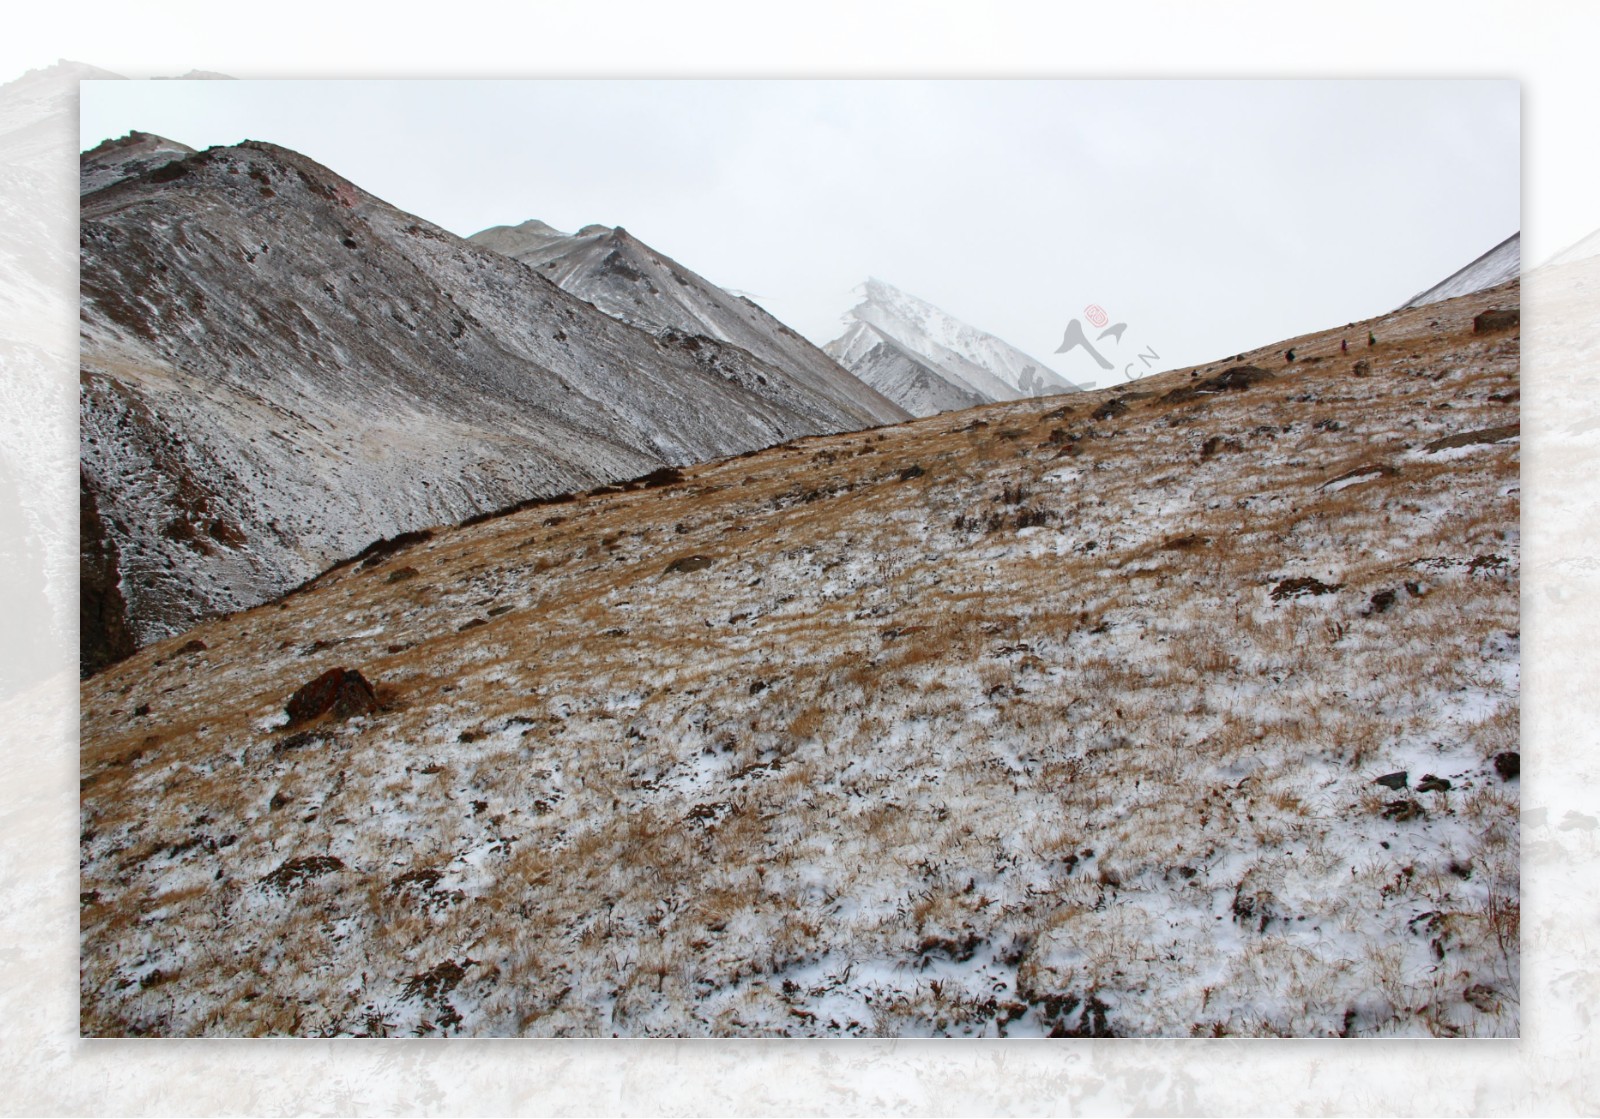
[80,282,1520,1036]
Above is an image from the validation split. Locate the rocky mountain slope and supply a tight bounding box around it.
[826,277,1082,416]
[469,220,907,429]
[80,281,1519,1037]
[1400,232,1520,310]
[79,138,901,673]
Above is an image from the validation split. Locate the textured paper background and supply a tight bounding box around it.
[3,3,1596,1113]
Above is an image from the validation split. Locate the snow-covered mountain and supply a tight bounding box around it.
[470,220,908,429]
[79,137,903,673]
[1399,232,1520,309]
[826,320,988,417]
[826,278,1080,417]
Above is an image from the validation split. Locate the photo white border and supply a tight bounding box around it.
[4,1,1594,1113]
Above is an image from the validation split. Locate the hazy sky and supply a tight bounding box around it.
[81,79,1519,387]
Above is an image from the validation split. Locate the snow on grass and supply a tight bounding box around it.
[78,285,1520,1037]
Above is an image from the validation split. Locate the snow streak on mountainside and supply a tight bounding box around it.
[470,220,907,428]
[826,278,1081,417]
[79,138,898,673]
[1400,233,1520,310]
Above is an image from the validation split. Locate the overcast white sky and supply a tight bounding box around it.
[81,79,1518,386]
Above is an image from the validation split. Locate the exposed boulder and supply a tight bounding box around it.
[1382,799,1426,822]
[355,529,434,571]
[1424,424,1519,453]
[285,667,380,724]
[1493,752,1520,781]
[1164,365,1274,403]
[1270,576,1344,601]
[260,855,345,894]
[1200,435,1243,459]
[663,555,716,575]
[1365,589,1398,615]
[1472,308,1520,333]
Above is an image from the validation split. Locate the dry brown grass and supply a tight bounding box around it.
[80,282,1521,1037]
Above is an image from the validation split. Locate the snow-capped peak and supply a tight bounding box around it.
[825,277,1080,417]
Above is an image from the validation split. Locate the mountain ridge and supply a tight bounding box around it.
[469,219,908,429]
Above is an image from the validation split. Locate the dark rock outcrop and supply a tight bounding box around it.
[285,667,379,724]
[1472,308,1520,333]
[1200,435,1243,459]
[1424,424,1519,453]
[79,468,137,676]
[663,555,716,575]
[1270,576,1344,601]
[1165,365,1274,403]
[260,855,344,893]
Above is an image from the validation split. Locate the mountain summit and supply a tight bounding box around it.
[826,278,1082,417]
[79,130,198,193]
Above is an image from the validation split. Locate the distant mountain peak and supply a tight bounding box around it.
[81,129,195,158]
[509,218,563,234]
[827,277,1080,417]
[4,57,123,90]
[79,130,202,193]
